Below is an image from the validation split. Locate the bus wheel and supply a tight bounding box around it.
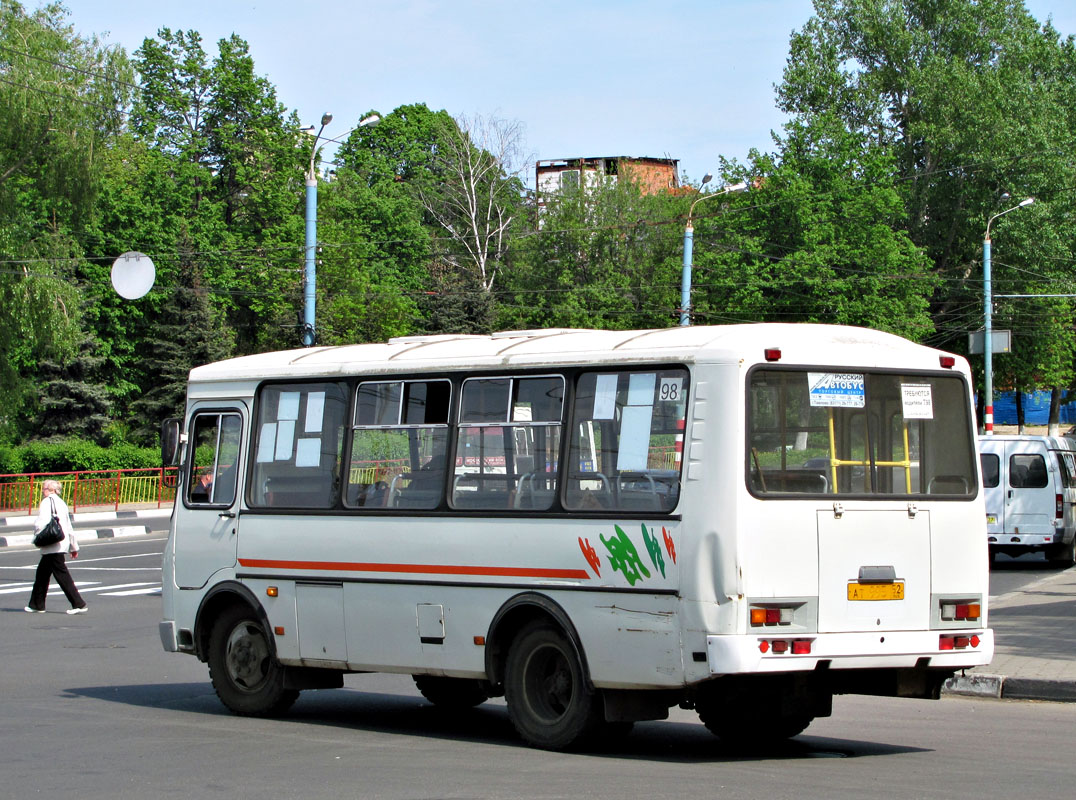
[505,623,599,750]
[413,676,489,709]
[208,604,298,716]
[696,682,813,744]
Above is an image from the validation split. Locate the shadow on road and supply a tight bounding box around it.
[67,682,929,762]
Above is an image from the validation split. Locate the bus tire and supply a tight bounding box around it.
[413,676,489,709]
[207,604,298,717]
[696,681,813,744]
[505,623,599,750]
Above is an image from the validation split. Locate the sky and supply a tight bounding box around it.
[57,0,1076,187]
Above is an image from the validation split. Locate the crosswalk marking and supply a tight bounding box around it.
[0,581,101,595]
[3,580,161,598]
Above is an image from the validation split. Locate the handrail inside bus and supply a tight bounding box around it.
[826,410,912,494]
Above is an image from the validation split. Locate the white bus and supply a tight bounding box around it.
[159,324,992,749]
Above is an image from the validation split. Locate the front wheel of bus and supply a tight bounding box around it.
[505,623,599,750]
[208,604,298,717]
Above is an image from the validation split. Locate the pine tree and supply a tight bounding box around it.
[33,335,112,444]
[129,261,231,443]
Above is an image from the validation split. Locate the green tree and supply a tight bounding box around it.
[129,29,307,355]
[503,175,686,330]
[693,113,935,337]
[32,333,112,444]
[777,0,1076,408]
[127,260,230,443]
[0,1,132,440]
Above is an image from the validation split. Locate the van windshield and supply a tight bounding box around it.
[748,369,976,497]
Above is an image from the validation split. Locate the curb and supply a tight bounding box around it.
[943,672,1076,703]
[0,525,152,548]
[0,508,170,531]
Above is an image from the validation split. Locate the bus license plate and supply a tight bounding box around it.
[847,582,904,601]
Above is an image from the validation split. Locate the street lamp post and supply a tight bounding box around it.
[680,180,748,326]
[301,112,380,346]
[983,196,1034,434]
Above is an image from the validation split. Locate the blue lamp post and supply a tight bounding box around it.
[680,179,748,326]
[982,196,1034,433]
[302,112,380,346]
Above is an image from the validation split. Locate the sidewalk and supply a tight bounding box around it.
[943,566,1076,702]
[0,503,170,547]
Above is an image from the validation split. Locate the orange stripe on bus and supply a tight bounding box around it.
[237,558,591,580]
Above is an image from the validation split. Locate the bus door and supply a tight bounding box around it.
[812,374,932,633]
[174,406,245,589]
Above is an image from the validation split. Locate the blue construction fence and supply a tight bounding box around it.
[987,390,1076,425]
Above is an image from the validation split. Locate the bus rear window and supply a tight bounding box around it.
[748,370,975,497]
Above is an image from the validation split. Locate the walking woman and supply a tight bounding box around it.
[24,480,88,614]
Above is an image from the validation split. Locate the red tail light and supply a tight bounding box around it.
[940,634,980,650]
[1057,494,1064,519]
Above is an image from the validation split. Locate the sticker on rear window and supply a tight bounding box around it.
[900,383,934,419]
[808,373,865,408]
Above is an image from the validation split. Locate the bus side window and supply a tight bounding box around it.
[348,380,451,511]
[186,412,242,507]
[249,383,348,509]
[453,376,563,511]
[565,369,687,513]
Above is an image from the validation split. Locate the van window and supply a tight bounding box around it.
[1009,453,1048,488]
[1065,454,1076,488]
[980,453,999,488]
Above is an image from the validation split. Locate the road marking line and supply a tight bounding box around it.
[59,582,156,594]
[103,587,161,596]
[3,582,101,595]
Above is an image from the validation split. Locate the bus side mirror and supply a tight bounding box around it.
[161,418,182,467]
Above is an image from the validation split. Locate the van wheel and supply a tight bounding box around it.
[1046,535,1076,568]
[413,676,489,709]
[208,604,298,716]
[504,623,599,749]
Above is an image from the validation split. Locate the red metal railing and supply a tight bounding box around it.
[0,467,178,516]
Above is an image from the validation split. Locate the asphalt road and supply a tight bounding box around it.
[2,536,1074,799]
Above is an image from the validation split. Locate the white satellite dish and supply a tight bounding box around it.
[111,251,155,299]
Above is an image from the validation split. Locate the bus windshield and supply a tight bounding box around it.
[748,369,976,497]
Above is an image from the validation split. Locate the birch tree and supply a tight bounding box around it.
[421,113,527,294]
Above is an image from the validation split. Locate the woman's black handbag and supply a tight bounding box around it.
[33,497,65,548]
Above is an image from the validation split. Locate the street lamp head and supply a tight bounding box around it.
[1019,197,1035,207]
[358,113,381,128]
[701,173,713,186]
[320,113,333,127]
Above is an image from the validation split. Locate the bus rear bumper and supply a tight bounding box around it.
[706,628,994,675]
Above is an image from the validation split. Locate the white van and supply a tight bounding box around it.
[978,435,1076,565]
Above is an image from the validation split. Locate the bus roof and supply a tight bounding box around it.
[188,324,964,384]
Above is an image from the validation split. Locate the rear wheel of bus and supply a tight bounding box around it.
[695,677,820,744]
[504,622,600,750]
[207,604,298,716]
